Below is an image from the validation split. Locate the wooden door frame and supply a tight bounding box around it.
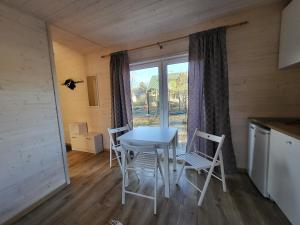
[46,23,70,184]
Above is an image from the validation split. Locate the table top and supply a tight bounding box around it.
[118,126,177,144]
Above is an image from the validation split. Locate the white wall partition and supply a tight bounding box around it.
[0,3,69,224]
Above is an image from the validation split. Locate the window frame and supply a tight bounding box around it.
[129,53,188,128]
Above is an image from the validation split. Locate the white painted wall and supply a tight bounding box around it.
[0,3,68,224]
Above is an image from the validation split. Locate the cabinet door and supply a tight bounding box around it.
[268,129,300,224]
[279,0,300,68]
[251,127,270,197]
[248,123,256,176]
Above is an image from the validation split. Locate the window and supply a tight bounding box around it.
[167,62,188,146]
[130,66,160,127]
[130,55,188,150]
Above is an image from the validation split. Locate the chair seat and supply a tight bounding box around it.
[128,152,161,170]
[177,152,219,169]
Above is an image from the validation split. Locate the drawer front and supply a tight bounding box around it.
[71,136,92,152]
[268,129,300,224]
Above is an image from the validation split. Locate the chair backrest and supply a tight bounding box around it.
[188,128,225,162]
[121,142,157,154]
[108,125,130,147]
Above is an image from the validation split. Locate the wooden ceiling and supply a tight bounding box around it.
[1,0,281,53]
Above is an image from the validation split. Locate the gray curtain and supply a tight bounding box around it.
[110,51,132,128]
[187,27,237,173]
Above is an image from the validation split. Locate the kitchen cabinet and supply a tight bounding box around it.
[279,0,300,69]
[268,129,300,225]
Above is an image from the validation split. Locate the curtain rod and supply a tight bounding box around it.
[100,21,248,59]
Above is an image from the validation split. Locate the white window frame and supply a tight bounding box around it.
[129,53,188,128]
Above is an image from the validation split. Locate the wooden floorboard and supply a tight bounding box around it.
[12,151,291,225]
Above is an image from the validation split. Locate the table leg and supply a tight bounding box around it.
[121,150,128,187]
[172,139,177,171]
[163,146,170,198]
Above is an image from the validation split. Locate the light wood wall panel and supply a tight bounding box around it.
[0,3,67,224]
[53,42,90,144]
[86,1,300,168]
[50,1,299,168]
[0,0,280,52]
[85,52,112,149]
[53,43,112,149]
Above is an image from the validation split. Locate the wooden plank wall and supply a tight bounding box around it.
[51,1,300,168]
[129,2,300,168]
[85,1,300,168]
[52,42,90,144]
[85,52,112,149]
[52,42,112,149]
[0,3,68,224]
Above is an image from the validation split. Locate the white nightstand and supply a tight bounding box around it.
[70,132,103,154]
[69,122,103,154]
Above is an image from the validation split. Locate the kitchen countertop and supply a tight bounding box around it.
[249,117,300,140]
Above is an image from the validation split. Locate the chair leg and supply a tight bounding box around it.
[176,162,185,185]
[115,150,122,170]
[158,160,165,185]
[172,142,177,171]
[219,151,227,192]
[121,151,126,205]
[154,160,157,215]
[109,146,112,168]
[197,166,214,206]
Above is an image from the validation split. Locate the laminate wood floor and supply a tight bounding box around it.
[13,151,291,225]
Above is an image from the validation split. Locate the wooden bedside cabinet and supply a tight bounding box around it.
[71,132,103,154]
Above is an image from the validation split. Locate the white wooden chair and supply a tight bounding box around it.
[121,142,164,214]
[176,129,226,206]
[107,125,130,169]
